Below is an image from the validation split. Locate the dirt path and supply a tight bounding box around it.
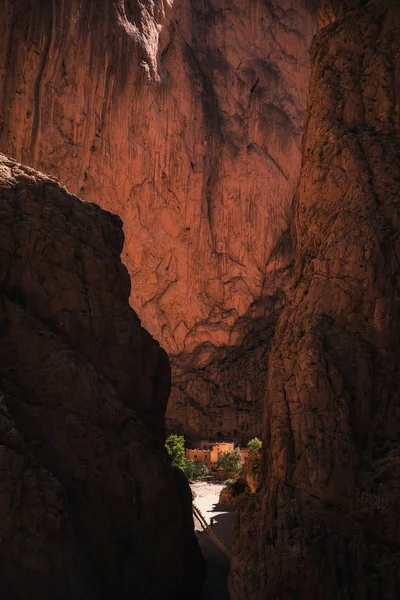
[190,481,233,600]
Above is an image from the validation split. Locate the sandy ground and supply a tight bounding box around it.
[190,481,228,529]
[190,480,233,600]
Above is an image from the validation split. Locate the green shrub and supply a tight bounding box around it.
[183,459,209,480]
[217,448,243,474]
[165,434,186,469]
[247,437,262,452]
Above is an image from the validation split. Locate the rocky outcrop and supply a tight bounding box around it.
[219,480,251,511]
[219,450,261,509]
[0,0,317,438]
[238,450,261,496]
[0,153,204,599]
[230,1,400,598]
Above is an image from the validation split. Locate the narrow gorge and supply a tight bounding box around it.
[0,0,399,598]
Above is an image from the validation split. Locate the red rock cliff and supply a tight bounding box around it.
[0,153,204,599]
[230,1,400,598]
[0,0,317,438]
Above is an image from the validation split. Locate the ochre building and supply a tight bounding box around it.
[186,441,248,470]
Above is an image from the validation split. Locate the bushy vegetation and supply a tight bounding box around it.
[247,437,262,452]
[165,434,208,480]
[165,434,186,469]
[217,448,243,474]
[182,459,209,480]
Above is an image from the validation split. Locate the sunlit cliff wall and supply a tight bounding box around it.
[0,0,318,438]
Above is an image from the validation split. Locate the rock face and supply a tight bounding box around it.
[168,263,288,441]
[230,1,400,598]
[0,0,317,438]
[219,450,261,509]
[0,153,204,599]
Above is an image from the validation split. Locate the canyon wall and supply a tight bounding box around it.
[0,153,204,599]
[168,265,288,442]
[0,0,317,438]
[230,1,400,598]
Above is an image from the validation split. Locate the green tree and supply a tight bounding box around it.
[182,460,209,480]
[218,448,243,474]
[247,437,262,452]
[165,434,186,469]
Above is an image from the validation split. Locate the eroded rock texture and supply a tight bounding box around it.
[168,257,290,442]
[0,154,204,600]
[219,450,261,509]
[230,1,400,598]
[0,0,317,438]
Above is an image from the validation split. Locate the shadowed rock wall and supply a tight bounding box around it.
[0,0,317,438]
[0,153,204,600]
[230,1,400,598]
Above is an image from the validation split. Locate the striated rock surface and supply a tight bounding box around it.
[0,153,204,599]
[230,1,400,598]
[0,0,317,438]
